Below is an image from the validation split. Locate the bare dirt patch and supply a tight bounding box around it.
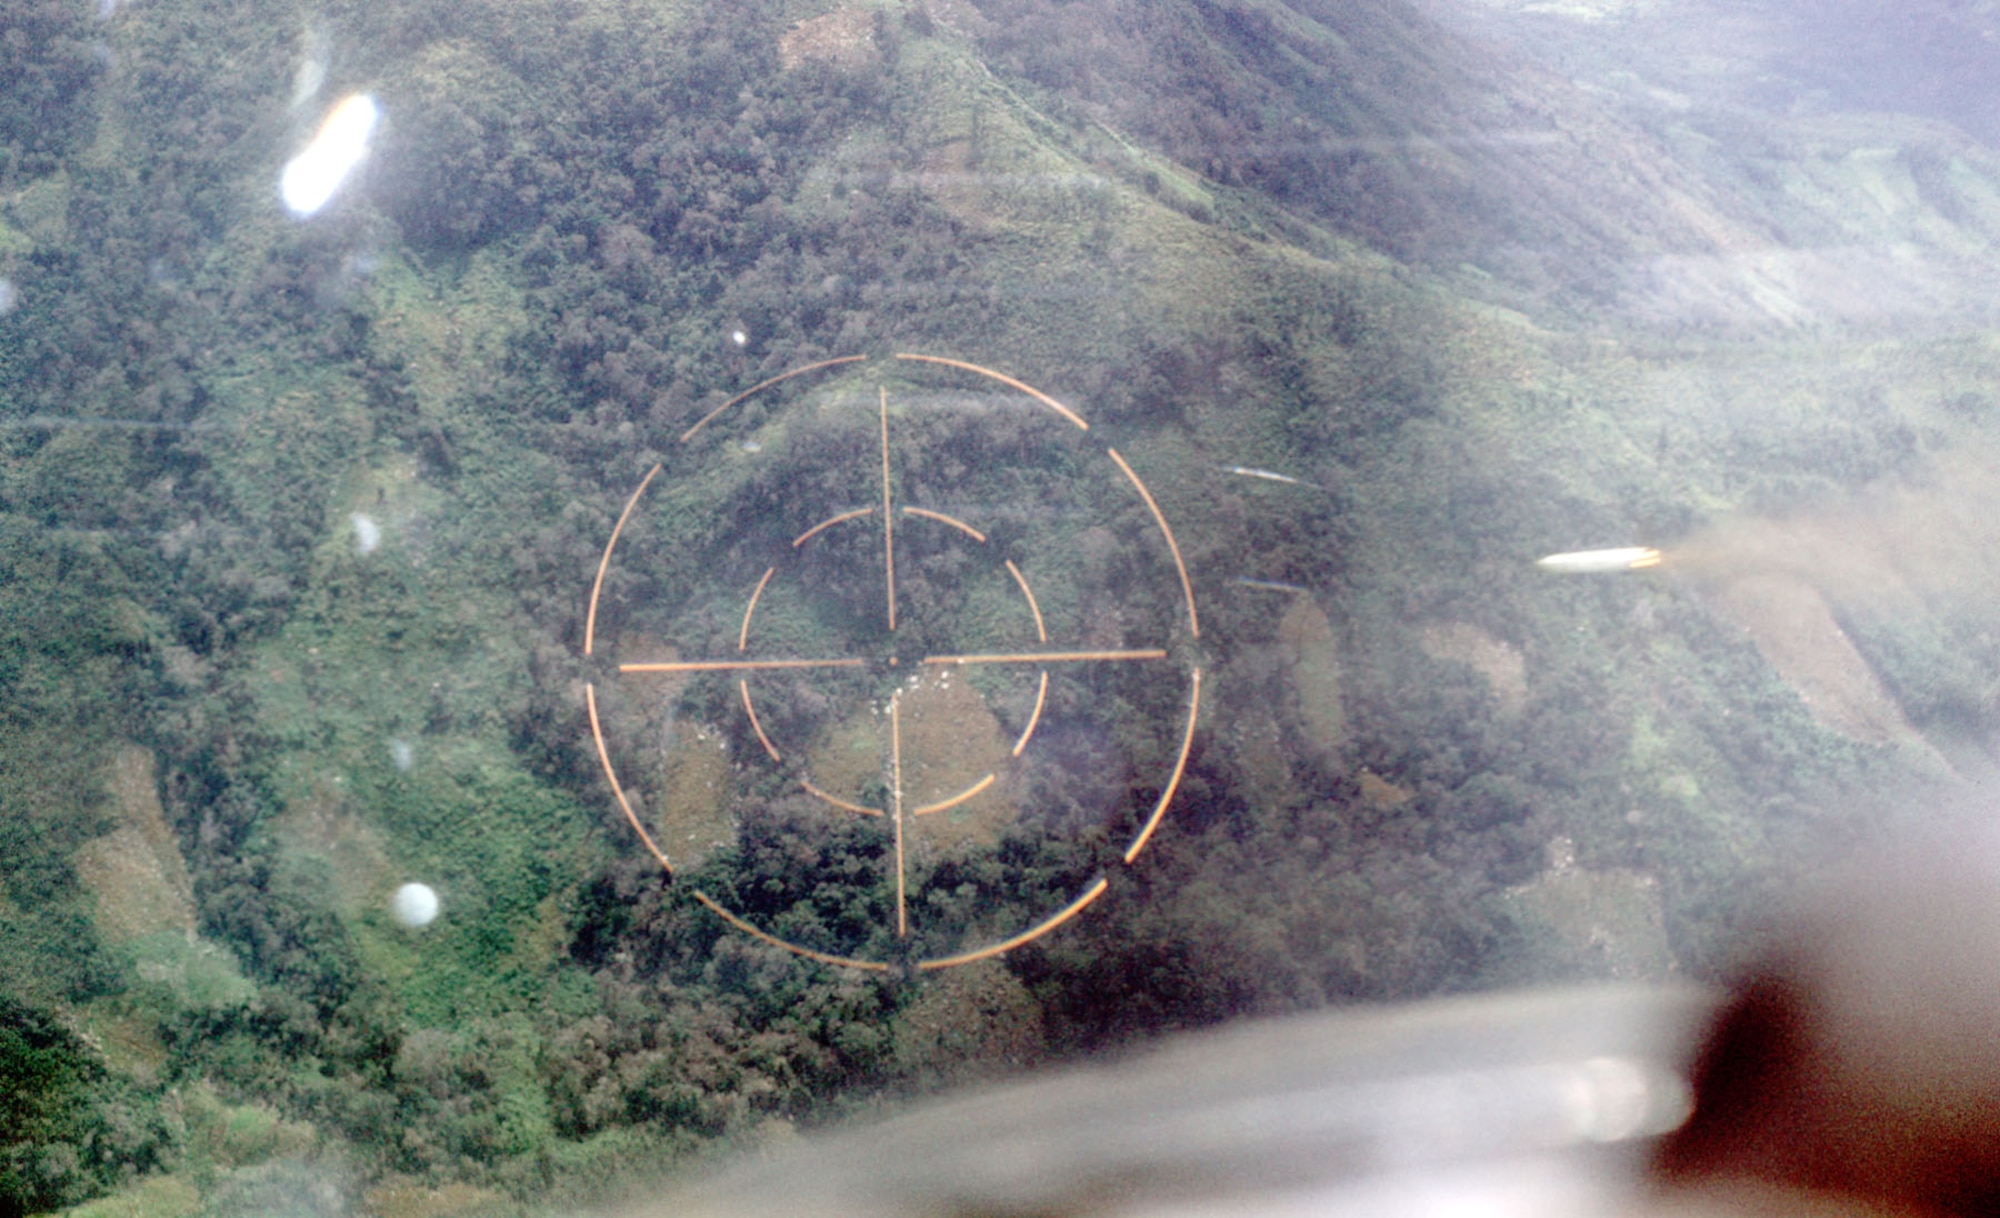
[1359,769,1412,810]
[362,1179,512,1218]
[1504,836,1674,979]
[1702,571,1918,746]
[1277,596,1345,754]
[272,765,392,917]
[778,8,878,71]
[656,722,733,870]
[1219,593,1345,807]
[804,667,1016,854]
[1669,449,2000,762]
[900,667,1016,853]
[75,746,196,943]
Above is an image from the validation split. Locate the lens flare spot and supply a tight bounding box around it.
[350,512,381,555]
[282,93,379,217]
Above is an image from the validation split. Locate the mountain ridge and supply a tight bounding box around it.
[4,1,2000,1214]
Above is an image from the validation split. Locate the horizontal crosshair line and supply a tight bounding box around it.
[923,649,1167,665]
[620,658,868,673]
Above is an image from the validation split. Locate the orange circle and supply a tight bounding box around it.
[583,355,1201,971]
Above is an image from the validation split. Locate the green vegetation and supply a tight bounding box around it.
[4,0,2000,1212]
[0,998,174,1217]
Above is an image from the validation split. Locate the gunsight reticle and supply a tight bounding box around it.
[584,355,1201,971]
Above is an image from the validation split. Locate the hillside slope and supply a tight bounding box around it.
[5,0,2000,1213]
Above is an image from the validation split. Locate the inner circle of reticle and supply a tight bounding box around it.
[582,353,1203,972]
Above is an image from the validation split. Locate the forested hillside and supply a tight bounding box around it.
[5,0,2000,1213]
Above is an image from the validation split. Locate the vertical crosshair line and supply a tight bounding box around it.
[890,691,907,937]
[880,386,897,632]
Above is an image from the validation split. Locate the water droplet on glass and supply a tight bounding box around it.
[351,513,380,555]
[391,882,439,928]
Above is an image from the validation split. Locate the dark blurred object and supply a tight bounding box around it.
[1656,843,2000,1217]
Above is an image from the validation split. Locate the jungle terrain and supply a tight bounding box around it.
[7,0,2000,1214]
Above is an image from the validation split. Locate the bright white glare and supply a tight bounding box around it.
[0,279,15,315]
[391,882,439,928]
[1534,547,1661,574]
[388,737,414,772]
[1138,1158,1618,1218]
[731,329,748,346]
[350,512,380,555]
[1556,1056,1667,1143]
[293,56,327,108]
[1221,464,1304,486]
[282,94,379,218]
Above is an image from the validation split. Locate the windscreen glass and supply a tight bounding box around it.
[3,0,1996,1213]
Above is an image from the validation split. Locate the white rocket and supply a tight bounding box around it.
[1534,547,1662,574]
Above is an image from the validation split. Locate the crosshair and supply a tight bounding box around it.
[583,354,1201,972]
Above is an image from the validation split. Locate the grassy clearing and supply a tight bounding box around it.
[58,1174,202,1218]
